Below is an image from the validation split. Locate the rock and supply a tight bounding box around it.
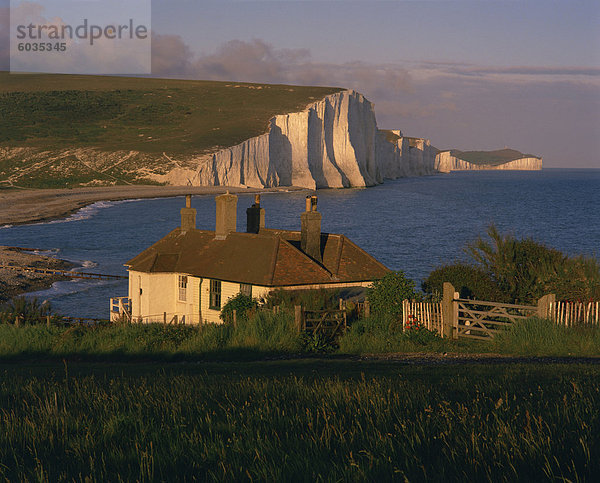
[188,90,438,189]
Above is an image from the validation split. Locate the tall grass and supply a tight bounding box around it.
[0,362,598,481]
[492,317,600,356]
[2,313,599,359]
[0,311,302,360]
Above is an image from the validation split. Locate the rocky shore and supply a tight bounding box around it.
[0,246,76,303]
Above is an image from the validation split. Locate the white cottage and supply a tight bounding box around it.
[113,193,389,324]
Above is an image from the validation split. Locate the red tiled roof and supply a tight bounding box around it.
[126,227,389,287]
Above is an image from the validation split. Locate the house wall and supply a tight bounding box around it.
[128,271,374,325]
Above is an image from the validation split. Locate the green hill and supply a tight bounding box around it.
[450,148,540,166]
[0,73,343,188]
[0,72,342,156]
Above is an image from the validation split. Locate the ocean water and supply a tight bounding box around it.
[1,169,599,318]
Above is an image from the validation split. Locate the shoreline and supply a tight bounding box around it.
[0,185,308,226]
[0,246,77,303]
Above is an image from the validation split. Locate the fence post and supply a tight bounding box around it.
[232,309,237,329]
[294,305,303,333]
[402,300,407,331]
[364,299,371,318]
[442,282,456,339]
[163,312,167,325]
[46,315,51,328]
[537,293,555,320]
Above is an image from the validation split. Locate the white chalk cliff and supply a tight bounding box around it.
[435,151,542,172]
[172,90,438,189]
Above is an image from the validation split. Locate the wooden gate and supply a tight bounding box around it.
[296,307,347,339]
[455,298,538,340]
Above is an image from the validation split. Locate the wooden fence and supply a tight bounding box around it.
[403,283,599,341]
[549,300,600,327]
[401,300,443,335]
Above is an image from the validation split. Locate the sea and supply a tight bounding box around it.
[1,169,599,319]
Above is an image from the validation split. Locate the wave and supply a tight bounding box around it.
[80,260,98,268]
[32,198,145,227]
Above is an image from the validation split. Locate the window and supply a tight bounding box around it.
[240,283,252,297]
[178,275,188,301]
[209,279,221,310]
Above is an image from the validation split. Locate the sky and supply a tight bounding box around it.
[1,0,599,167]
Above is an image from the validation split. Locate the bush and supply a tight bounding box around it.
[422,263,506,301]
[367,271,417,320]
[424,225,600,305]
[220,294,258,322]
[0,297,60,324]
[466,225,567,304]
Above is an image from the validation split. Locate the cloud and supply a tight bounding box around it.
[151,34,193,76]
[6,1,151,74]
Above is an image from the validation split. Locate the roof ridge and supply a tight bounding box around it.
[277,237,334,278]
[268,237,280,285]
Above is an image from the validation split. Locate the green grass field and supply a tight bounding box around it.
[450,148,540,166]
[0,72,342,187]
[0,72,341,155]
[0,360,598,481]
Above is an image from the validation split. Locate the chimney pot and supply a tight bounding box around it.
[305,196,311,212]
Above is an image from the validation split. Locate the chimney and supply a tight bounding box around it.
[246,194,265,234]
[180,194,196,233]
[215,192,237,240]
[301,195,322,262]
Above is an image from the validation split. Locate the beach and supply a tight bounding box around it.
[0,185,306,226]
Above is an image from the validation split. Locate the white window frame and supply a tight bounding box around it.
[178,275,188,301]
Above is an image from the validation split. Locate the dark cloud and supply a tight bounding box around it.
[151,33,194,76]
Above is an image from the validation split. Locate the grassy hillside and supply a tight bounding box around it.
[0,72,342,156]
[450,148,540,166]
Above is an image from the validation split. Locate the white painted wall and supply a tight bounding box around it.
[128,271,374,324]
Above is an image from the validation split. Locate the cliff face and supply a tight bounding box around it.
[435,151,542,172]
[169,90,438,189]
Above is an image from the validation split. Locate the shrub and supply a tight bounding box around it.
[466,225,566,304]
[0,297,59,324]
[367,271,417,320]
[220,293,258,322]
[422,263,506,301]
